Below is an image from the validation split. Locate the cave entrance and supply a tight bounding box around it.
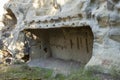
[23,26,93,64]
[23,26,93,72]
[24,26,93,67]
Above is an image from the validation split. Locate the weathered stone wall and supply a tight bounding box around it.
[0,0,120,72]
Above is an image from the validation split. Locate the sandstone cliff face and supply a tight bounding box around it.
[0,0,120,72]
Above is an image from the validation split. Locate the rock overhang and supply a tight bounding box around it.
[0,0,120,73]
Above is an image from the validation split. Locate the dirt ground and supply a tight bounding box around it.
[28,58,81,75]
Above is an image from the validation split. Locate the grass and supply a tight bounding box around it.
[0,64,110,80]
[0,64,53,80]
[65,68,100,80]
[110,66,120,79]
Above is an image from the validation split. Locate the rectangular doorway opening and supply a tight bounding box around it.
[23,26,94,74]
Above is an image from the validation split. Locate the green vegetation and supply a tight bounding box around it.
[110,66,120,79]
[0,64,110,80]
[86,65,104,74]
[0,64,53,80]
[66,68,100,80]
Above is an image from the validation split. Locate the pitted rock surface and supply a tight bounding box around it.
[0,0,120,72]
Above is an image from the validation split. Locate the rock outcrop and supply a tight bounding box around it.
[0,0,120,72]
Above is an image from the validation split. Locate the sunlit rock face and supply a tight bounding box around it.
[0,0,9,36]
[0,0,120,72]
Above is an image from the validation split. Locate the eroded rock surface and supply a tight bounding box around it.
[0,0,120,72]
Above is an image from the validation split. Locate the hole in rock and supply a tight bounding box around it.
[3,8,17,29]
[44,47,48,53]
[22,26,94,74]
